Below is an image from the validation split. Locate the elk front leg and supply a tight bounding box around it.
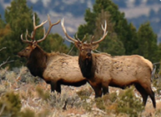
[50,81,55,92]
[102,86,109,95]
[50,81,61,93]
[89,81,102,98]
[93,86,102,98]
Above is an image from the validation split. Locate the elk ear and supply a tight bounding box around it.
[92,44,99,50]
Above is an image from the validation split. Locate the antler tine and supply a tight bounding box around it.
[90,35,95,43]
[92,20,108,45]
[82,35,87,43]
[63,36,74,43]
[61,18,78,43]
[20,34,32,43]
[31,14,48,40]
[75,34,82,43]
[20,14,48,43]
[37,15,60,43]
[101,20,107,33]
[25,29,31,42]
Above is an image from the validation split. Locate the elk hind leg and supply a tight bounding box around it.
[149,90,156,108]
[134,83,148,106]
[142,84,156,108]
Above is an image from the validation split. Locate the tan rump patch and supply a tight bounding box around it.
[140,56,153,71]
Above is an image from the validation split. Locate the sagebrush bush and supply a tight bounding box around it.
[36,86,50,101]
[95,92,118,112]
[95,97,105,110]
[155,109,161,117]
[116,87,144,117]
[0,91,22,117]
[76,88,92,100]
[20,108,35,117]
[20,108,50,117]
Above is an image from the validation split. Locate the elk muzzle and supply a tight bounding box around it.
[85,52,92,60]
[17,51,24,58]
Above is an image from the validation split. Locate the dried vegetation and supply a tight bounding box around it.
[0,66,161,117]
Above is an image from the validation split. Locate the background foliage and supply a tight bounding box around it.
[0,0,161,68]
[0,0,68,68]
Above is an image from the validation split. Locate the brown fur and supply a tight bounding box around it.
[80,52,156,108]
[18,44,87,93]
[61,19,155,108]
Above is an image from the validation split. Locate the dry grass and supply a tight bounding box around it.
[0,66,161,117]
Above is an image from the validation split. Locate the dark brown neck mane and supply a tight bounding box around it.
[78,55,95,79]
[27,46,47,78]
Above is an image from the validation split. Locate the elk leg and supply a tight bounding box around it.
[141,84,156,108]
[102,87,109,95]
[138,81,156,108]
[55,83,61,93]
[50,81,61,93]
[50,82,55,92]
[91,84,102,98]
[149,90,156,108]
[134,83,148,106]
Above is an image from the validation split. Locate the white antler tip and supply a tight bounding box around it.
[62,18,65,25]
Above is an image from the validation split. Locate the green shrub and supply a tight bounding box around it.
[116,87,144,117]
[76,89,92,100]
[155,109,161,116]
[95,97,105,110]
[20,108,35,117]
[95,92,118,112]
[0,91,22,117]
[36,87,50,101]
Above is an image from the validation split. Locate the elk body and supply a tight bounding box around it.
[61,19,156,108]
[18,15,87,93]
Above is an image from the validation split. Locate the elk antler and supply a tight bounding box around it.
[91,20,108,45]
[61,18,79,43]
[30,14,48,40]
[37,15,60,43]
[21,14,60,43]
[61,19,108,45]
[21,14,47,43]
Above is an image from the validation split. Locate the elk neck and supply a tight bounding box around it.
[78,54,96,79]
[27,45,47,79]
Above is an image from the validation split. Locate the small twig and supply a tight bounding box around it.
[67,44,75,55]
[153,62,161,65]
[0,57,14,68]
[62,99,68,110]
[0,104,6,115]
[0,47,6,52]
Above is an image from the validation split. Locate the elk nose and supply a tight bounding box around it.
[87,53,91,56]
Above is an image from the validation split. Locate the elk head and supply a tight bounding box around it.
[18,14,60,58]
[61,19,108,61]
[61,19,108,78]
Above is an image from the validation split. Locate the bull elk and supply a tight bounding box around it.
[17,15,89,93]
[61,19,156,108]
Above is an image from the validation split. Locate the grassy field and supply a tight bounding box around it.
[0,66,161,117]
